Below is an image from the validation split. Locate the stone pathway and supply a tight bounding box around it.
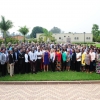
[0,84,100,100]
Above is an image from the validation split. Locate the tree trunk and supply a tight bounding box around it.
[4,31,6,45]
[24,35,25,43]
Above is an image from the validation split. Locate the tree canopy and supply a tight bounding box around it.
[30,26,44,38]
[50,27,61,33]
[0,16,13,45]
[92,24,100,42]
[41,28,53,42]
[18,26,29,42]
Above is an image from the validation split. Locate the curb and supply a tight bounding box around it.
[0,81,100,85]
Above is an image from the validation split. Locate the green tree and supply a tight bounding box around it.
[0,16,13,45]
[50,27,61,33]
[97,36,100,42]
[30,26,44,38]
[92,24,100,37]
[41,28,53,42]
[18,26,29,43]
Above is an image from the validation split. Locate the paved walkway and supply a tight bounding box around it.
[0,84,100,100]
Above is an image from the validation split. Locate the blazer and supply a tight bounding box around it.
[0,53,6,65]
[9,54,14,64]
[19,53,25,64]
[13,52,19,61]
[71,52,76,62]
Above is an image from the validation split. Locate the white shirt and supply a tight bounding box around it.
[89,52,95,61]
[30,52,37,61]
[76,52,81,61]
[50,52,55,62]
[36,51,42,59]
[25,54,29,63]
[28,51,32,57]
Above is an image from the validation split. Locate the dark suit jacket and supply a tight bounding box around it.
[71,53,76,62]
[9,54,14,64]
[19,53,25,64]
[13,52,19,61]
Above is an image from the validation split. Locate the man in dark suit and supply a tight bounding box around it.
[13,48,19,74]
[19,49,25,74]
[71,49,76,71]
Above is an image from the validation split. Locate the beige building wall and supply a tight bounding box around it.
[37,33,93,43]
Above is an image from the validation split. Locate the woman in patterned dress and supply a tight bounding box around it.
[66,50,70,71]
[56,49,62,71]
[96,50,100,74]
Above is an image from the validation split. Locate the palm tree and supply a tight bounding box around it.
[0,16,13,45]
[41,28,53,42]
[18,26,29,43]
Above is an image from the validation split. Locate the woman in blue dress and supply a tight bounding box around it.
[43,48,50,72]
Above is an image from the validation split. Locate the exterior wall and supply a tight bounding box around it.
[36,33,93,43]
[13,35,24,41]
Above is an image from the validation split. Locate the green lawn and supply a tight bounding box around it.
[95,44,100,47]
[0,71,100,81]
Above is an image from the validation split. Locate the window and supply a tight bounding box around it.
[59,37,61,39]
[77,37,79,40]
[88,37,90,39]
[86,37,88,39]
[74,37,76,40]
[64,36,66,37]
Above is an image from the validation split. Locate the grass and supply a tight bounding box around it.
[0,71,100,81]
[95,44,100,47]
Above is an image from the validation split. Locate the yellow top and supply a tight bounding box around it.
[81,53,86,65]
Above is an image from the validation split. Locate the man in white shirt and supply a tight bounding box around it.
[29,49,37,74]
[36,48,42,72]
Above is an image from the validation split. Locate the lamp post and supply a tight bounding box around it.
[84,32,85,44]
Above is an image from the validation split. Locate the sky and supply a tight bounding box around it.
[0,0,100,34]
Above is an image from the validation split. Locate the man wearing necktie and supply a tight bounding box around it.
[13,48,19,74]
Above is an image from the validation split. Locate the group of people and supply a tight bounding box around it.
[0,42,100,77]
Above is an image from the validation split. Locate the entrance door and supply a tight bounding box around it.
[67,37,71,43]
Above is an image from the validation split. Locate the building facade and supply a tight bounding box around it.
[13,35,24,41]
[36,33,93,43]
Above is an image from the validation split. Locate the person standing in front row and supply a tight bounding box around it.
[50,49,55,72]
[66,50,70,71]
[25,50,30,73]
[56,49,62,71]
[13,48,19,74]
[85,50,91,73]
[0,49,6,76]
[30,49,37,74]
[96,50,100,74]
[70,49,76,71]
[62,49,67,71]
[43,48,49,72]
[19,49,25,74]
[89,49,96,73]
[76,49,81,72]
[9,50,14,77]
[36,48,42,72]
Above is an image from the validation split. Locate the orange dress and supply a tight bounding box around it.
[56,52,62,71]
